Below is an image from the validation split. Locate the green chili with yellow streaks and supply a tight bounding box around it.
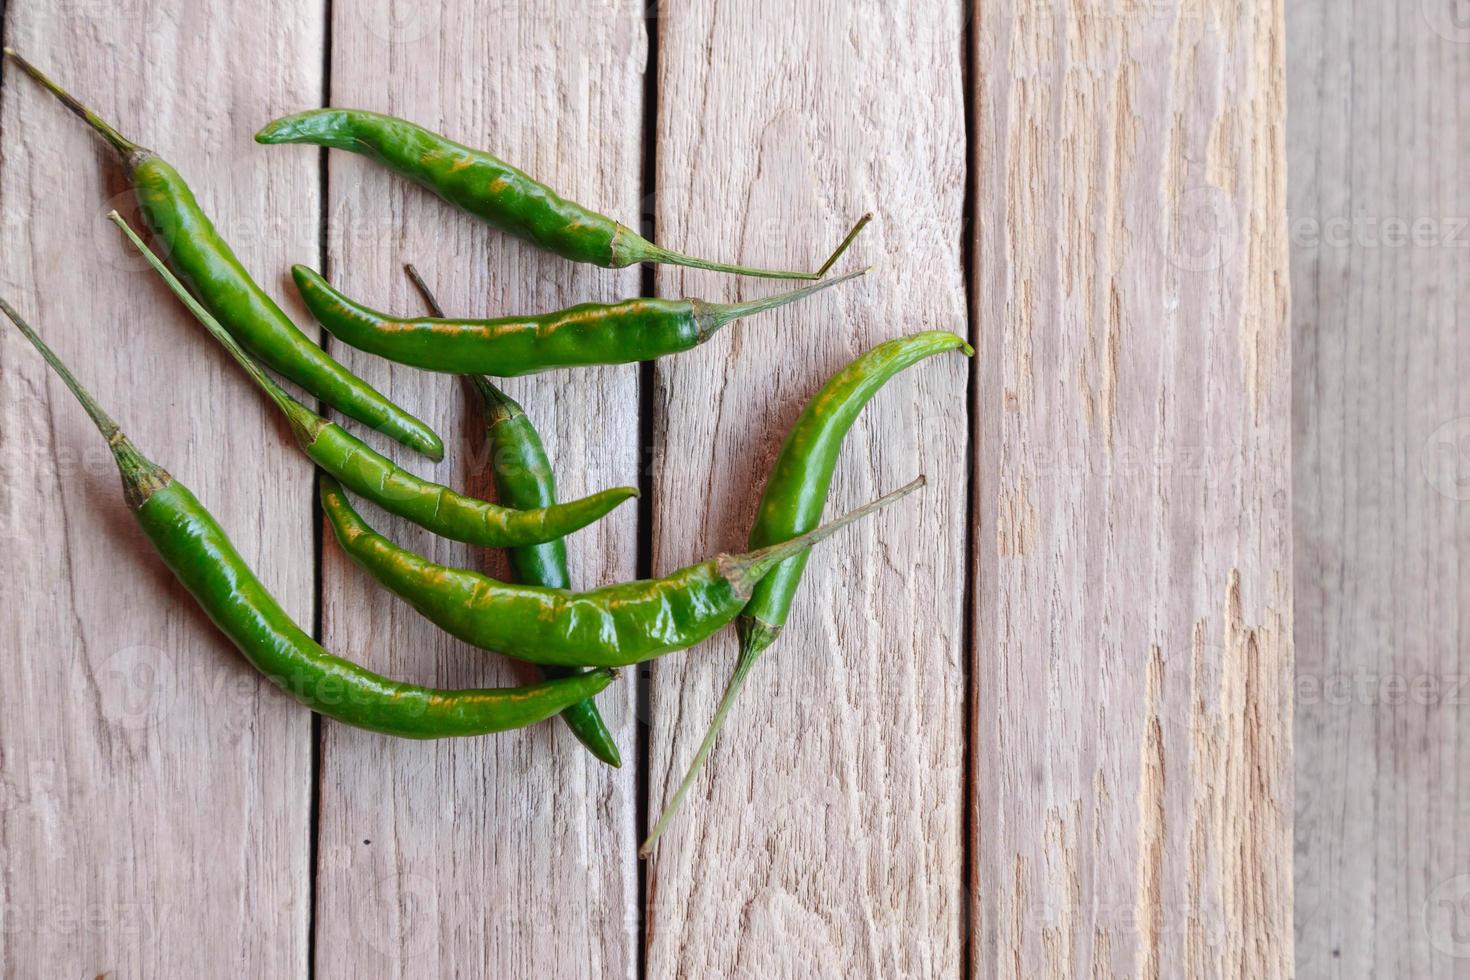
[111,212,635,549]
[295,264,867,376]
[1,297,613,738]
[320,474,925,669]
[642,330,973,853]
[257,107,869,280]
[4,49,444,460]
[405,263,624,766]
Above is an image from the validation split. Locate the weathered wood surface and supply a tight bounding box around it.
[643,3,971,976]
[971,0,1293,976]
[312,3,646,977]
[1289,2,1470,977]
[0,3,320,975]
[0,0,1305,976]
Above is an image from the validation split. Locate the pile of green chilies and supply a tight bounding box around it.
[1,50,972,852]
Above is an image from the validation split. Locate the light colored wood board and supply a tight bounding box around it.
[1288,3,1470,976]
[971,1,1292,976]
[0,3,319,976]
[644,4,969,976]
[312,6,645,978]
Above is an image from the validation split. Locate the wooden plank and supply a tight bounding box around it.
[0,4,320,975]
[311,6,645,977]
[971,0,1292,976]
[1289,3,1470,975]
[644,5,970,976]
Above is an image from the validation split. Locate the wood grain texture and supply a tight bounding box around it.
[312,4,646,977]
[0,2,320,974]
[971,0,1292,976]
[0,3,1325,974]
[644,3,970,976]
[1289,2,1470,976]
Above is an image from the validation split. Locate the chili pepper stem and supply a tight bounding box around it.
[4,48,146,163]
[639,628,772,857]
[0,295,169,508]
[619,213,873,280]
[694,265,870,338]
[643,478,920,852]
[815,213,873,278]
[403,263,446,317]
[721,475,926,593]
[107,211,325,445]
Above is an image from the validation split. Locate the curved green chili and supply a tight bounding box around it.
[476,378,624,766]
[641,330,973,854]
[0,297,613,738]
[405,263,623,767]
[110,213,636,549]
[320,474,925,669]
[4,50,443,461]
[256,108,870,280]
[294,264,868,376]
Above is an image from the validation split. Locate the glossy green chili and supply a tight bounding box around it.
[256,108,870,280]
[642,330,973,854]
[294,264,867,376]
[4,49,444,460]
[110,212,636,549]
[476,378,624,766]
[320,474,925,669]
[405,263,623,766]
[0,297,613,738]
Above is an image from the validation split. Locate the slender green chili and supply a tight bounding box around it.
[294,264,868,376]
[4,49,444,461]
[0,297,614,737]
[110,212,636,549]
[256,108,870,280]
[320,473,925,669]
[642,330,973,854]
[405,263,623,767]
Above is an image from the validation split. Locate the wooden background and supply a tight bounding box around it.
[0,0,1343,975]
[1290,1,1470,978]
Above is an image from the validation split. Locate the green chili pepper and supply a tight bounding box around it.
[319,473,925,669]
[405,263,623,767]
[256,108,870,280]
[477,378,624,765]
[110,213,636,549]
[0,297,614,737]
[4,49,444,461]
[641,330,974,854]
[293,264,868,376]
